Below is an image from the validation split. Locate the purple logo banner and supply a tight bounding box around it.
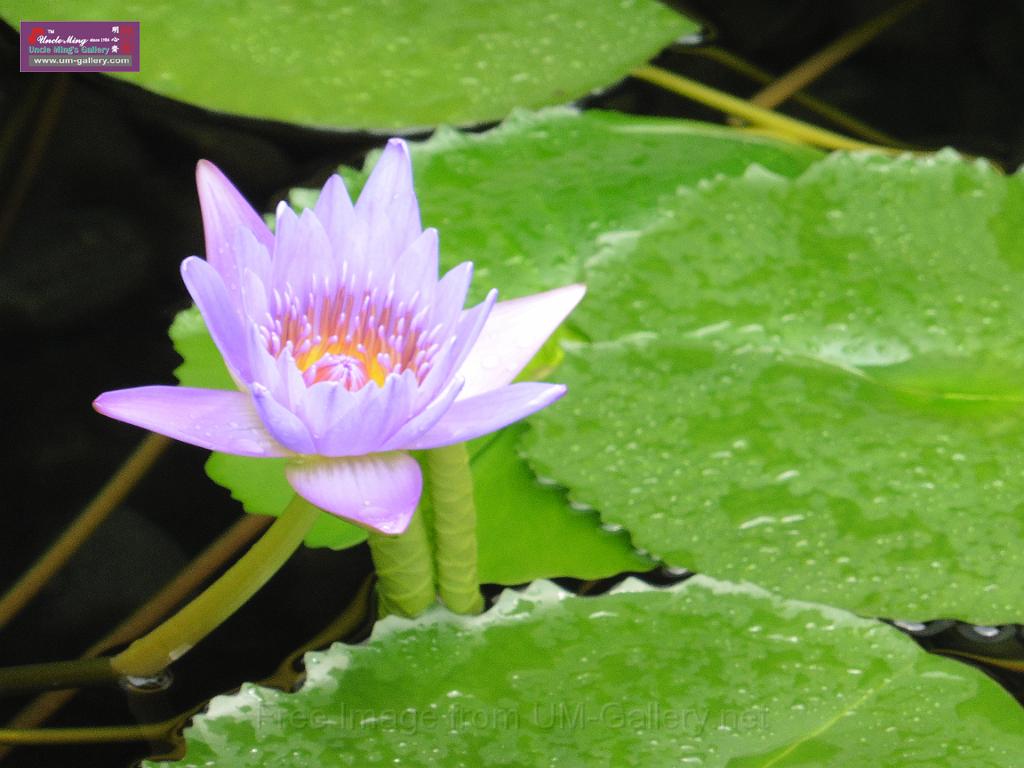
[20,21,139,73]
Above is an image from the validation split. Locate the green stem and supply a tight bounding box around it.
[426,443,484,615]
[367,507,436,618]
[631,65,882,152]
[0,659,115,697]
[0,719,177,745]
[111,496,318,677]
[0,497,317,695]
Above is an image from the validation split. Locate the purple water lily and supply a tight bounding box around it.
[94,140,584,535]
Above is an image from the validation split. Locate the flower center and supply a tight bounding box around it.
[302,353,368,388]
[259,279,438,392]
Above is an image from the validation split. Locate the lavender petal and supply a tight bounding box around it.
[196,160,274,299]
[456,283,586,399]
[314,174,359,269]
[251,383,317,454]
[407,382,566,450]
[181,256,252,383]
[93,386,287,457]
[270,206,336,300]
[392,227,440,308]
[354,139,422,270]
[381,375,464,451]
[285,452,423,534]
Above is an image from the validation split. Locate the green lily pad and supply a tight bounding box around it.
[154,578,1024,767]
[474,425,653,584]
[291,107,823,302]
[1,1,694,130]
[524,151,1024,623]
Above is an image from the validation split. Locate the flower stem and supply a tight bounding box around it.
[426,443,484,615]
[367,508,436,618]
[0,515,270,757]
[110,496,318,677]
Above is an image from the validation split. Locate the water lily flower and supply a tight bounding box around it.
[94,140,584,535]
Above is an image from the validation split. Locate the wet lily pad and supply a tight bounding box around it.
[524,151,1024,623]
[293,108,823,302]
[154,578,1024,767]
[1,1,694,129]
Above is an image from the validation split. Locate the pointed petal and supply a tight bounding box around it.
[314,174,358,265]
[246,323,283,395]
[309,371,416,456]
[196,161,274,297]
[251,384,316,454]
[450,288,498,376]
[431,261,474,329]
[240,267,269,326]
[270,205,335,296]
[234,227,272,285]
[93,386,287,457]
[355,139,422,268]
[392,228,439,307]
[181,257,252,383]
[457,284,586,399]
[286,452,423,534]
[408,382,566,450]
[382,375,464,450]
[416,288,496,408]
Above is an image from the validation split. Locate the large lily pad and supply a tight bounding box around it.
[155,579,1024,767]
[1,1,694,130]
[473,425,653,583]
[292,108,823,302]
[524,151,1024,623]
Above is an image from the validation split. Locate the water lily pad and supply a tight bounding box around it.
[473,425,653,583]
[154,578,1024,767]
[1,1,694,130]
[293,108,822,302]
[524,151,1024,623]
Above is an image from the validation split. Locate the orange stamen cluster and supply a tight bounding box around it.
[258,274,440,391]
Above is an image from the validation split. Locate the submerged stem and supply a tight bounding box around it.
[671,45,909,147]
[0,719,178,745]
[367,508,436,618]
[0,515,270,759]
[630,65,881,152]
[427,443,484,615]
[0,659,116,697]
[111,496,319,677]
[749,0,928,110]
[0,434,170,633]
